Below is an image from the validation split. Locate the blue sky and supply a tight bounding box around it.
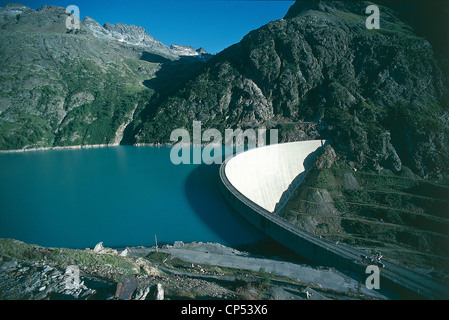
[1,0,295,53]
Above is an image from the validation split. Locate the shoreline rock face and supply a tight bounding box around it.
[0,256,99,300]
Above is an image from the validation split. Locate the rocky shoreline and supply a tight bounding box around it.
[0,239,390,300]
[0,143,173,154]
[0,144,114,154]
[0,141,227,153]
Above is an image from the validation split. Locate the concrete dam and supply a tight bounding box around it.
[219,140,449,299]
[223,140,324,214]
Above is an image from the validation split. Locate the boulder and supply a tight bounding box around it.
[114,277,138,300]
[343,172,361,190]
[93,242,104,253]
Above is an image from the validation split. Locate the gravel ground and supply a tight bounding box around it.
[0,239,390,300]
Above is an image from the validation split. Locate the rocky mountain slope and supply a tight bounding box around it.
[1,1,447,180]
[125,0,449,181]
[282,145,449,274]
[0,3,209,150]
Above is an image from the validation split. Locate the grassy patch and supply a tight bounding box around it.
[282,158,449,273]
[0,239,137,281]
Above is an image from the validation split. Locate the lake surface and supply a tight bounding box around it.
[0,146,269,251]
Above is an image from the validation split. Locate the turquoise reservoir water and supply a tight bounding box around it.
[0,146,267,250]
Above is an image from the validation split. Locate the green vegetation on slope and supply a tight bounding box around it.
[0,13,160,150]
[282,154,449,274]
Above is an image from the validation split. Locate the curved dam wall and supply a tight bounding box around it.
[219,141,449,299]
[219,140,358,271]
[224,140,325,214]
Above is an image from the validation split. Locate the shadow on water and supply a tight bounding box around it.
[184,163,264,244]
[184,162,311,264]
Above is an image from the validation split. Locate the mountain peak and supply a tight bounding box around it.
[284,0,374,19]
[83,17,209,59]
[81,18,177,58]
[5,2,30,9]
[169,44,211,58]
[0,3,208,60]
[0,2,30,16]
[103,22,154,39]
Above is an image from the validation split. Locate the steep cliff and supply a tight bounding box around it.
[126,0,448,180]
